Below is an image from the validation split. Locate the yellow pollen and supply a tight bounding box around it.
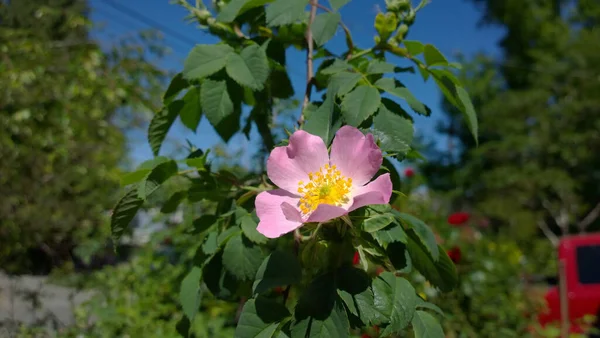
[297,164,352,216]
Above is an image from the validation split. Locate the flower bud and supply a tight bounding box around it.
[404,9,416,25]
[385,0,411,12]
[394,24,409,42]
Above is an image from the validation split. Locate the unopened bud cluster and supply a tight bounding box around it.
[382,0,417,45]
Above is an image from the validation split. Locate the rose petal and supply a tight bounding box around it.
[267,130,329,193]
[330,125,382,186]
[348,173,392,212]
[255,189,303,238]
[306,203,348,223]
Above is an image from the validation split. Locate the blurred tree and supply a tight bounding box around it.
[0,0,167,273]
[421,0,600,244]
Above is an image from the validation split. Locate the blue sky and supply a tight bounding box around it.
[89,0,504,168]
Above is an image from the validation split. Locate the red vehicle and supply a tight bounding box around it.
[538,233,600,333]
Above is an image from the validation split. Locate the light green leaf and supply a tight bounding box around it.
[412,310,445,338]
[303,95,334,145]
[253,251,302,294]
[374,78,430,116]
[110,189,144,244]
[373,222,408,246]
[223,233,265,281]
[406,238,458,292]
[329,0,350,10]
[234,297,291,338]
[367,60,396,74]
[395,212,439,260]
[120,169,151,187]
[403,40,424,56]
[180,267,202,322]
[363,212,395,233]
[373,103,414,155]
[266,0,308,27]
[183,44,234,80]
[456,86,478,145]
[185,149,209,169]
[311,12,340,46]
[217,0,251,22]
[329,71,362,97]
[148,104,179,156]
[179,87,202,132]
[202,232,219,255]
[372,272,417,336]
[164,72,189,104]
[320,59,353,75]
[341,86,381,126]
[423,44,448,67]
[201,79,234,126]
[236,208,268,244]
[415,298,444,316]
[138,160,178,200]
[226,45,270,90]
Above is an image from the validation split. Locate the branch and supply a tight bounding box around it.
[578,202,600,232]
[542,199,569,235]
[299,0,319,126]
[538,219,559,247]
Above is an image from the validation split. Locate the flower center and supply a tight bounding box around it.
[297,164,352,216]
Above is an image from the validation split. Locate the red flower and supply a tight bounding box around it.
[376,266,385,275]
[404,168,415,177]
[447,212,470,226]
[353,251,360,265]
[361,335,372,338]
[447,246,462,264]
[274,286,284,294]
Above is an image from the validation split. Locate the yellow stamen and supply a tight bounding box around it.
[297,164,352,216]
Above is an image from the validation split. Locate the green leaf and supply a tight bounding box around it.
[373,222,408,246]
[403,40,424,56]
[236,208,268,244]
[138,160,178,200]
[303,95,334,145]
[203,252,239,300]
[456,86,478,145]
[372,272,417,336]
[226,45,270,90]
[411,310,445,338]
[329,0,350,10]
[202,231,219,255]
[363,211,395,233]
[406,238,457,292]
[373,103,414,155]
[341,86,381,126]
[311,12,340,46]
[270,68,295,98]
[183,44,234,80]
[185,149,210,170]
[374,78,429,116]
[120,169,151,187]
[366,60,396,74]
[161,191,187,214]
[179,87,202,132]
[253,250,302,294]
[415,298,444,316]
[180,266,203,322]
[201,79,234,126]
[423,44,448,67]
[192,215,218,234]
[110,189,144,244]
[217,0,252,22]
[329,71,362,97]
[387,242,412,273]
[336,266,384,326]
[320,59,353,75]
[266,0,308,27]
[148,105,179,156]
[164,72,189,104]
[235,297,291,338]
[394,212,438,260]
[292,273,349,338]
[223,233,265,281]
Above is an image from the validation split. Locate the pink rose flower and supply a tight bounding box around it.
[255,126,393,238]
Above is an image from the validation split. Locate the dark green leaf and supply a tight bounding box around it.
[403,40,424,56]
[373,103,414,156]
[373,222,408,246]
[269,68,295,98]
[183,44,234,80]
[218,226,241,246]
[337,266,384,326]
[329,0,350,10]
[164,72,189,104]
[253,251,302,294]
[201,79,234,126]
[179,87,202,132]
[415,298,444,316]
[110,189,144,244]
[412,310,445,338]
[387,242,412,273]
[161,191,187,213]
[180,266,202,322]
[138,160,178,200]
[120,169,151,187]
[456,86,478,145]
[394,212,438,260]
[176,316,191,338]
[311,12,340,46]
[236,208,268,244]
[320,59,353,75]
[423,44,447,67]
[202,231,219,255]
[366,60,396,74]
[372,272,417,336]
[226,45,270,90]
[303,95,334,145]
[374,78,429,116]
[203,252,239,300]
[148,105,179,156]
[329,71,362,97]
[406,238,457,292]
[192,215,218,234]
[223,233,266,280]
[266,0,308,27]
[341,86,381,126]
[185,149,209,169]
[363,212,395,233]
[235,297,291,338]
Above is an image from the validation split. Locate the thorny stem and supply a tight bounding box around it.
[299,0,319,127]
